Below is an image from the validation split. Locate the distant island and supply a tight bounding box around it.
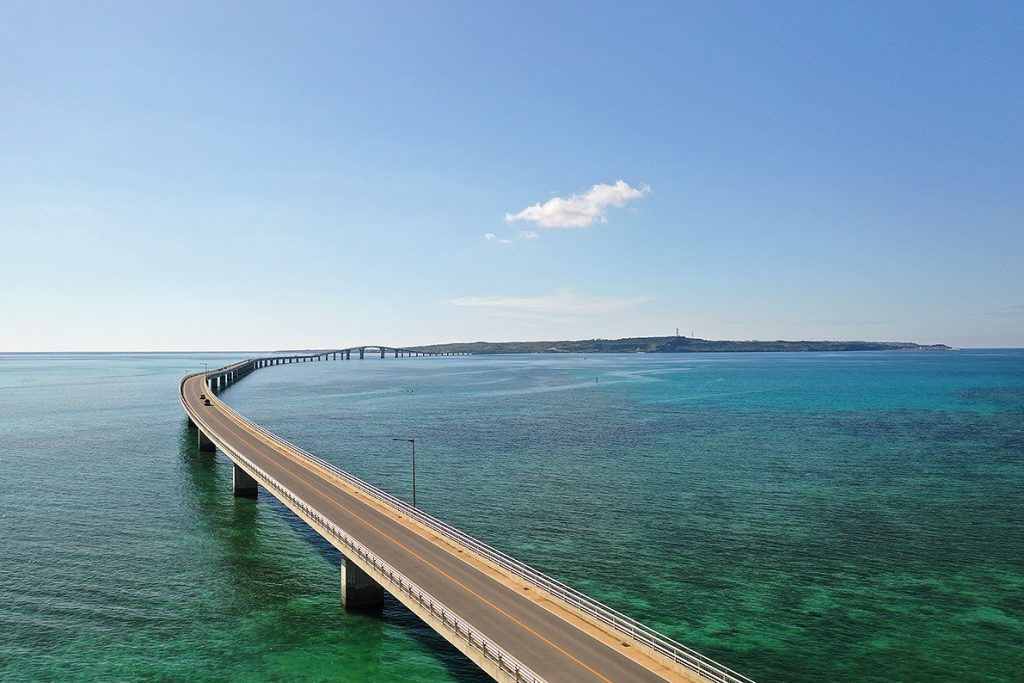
[407,336,952,355]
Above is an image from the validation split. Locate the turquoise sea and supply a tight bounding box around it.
[1,350,1021,681]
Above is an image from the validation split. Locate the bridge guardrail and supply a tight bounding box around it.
[182,377,543,683]
[191,358,756,683]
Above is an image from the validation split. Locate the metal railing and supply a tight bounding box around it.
[185,359,756,683]
[182,377,542,683]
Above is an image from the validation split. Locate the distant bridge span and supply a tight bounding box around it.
[181,351,753,683]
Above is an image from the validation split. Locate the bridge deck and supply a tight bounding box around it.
[182,364,722,683]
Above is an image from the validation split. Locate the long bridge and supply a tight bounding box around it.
[181,349,754,683]
[201,346,467,389]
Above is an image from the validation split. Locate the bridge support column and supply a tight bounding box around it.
[340,557,383,611]
[380,349,385,359]
[232,463,258,498]
[359,349,364,359]
[198,430,216,452]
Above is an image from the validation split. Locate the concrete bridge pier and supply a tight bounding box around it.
[232,463,258,498]
[359,348,365,359]
[380,349,385,359]
[198,430,216,452]
[340,556,384,611]
[346,350,351,360]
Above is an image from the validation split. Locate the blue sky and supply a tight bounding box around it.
[1,1,1021,350]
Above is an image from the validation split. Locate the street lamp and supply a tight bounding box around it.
[202,362,208,374]
[391,438,416,508]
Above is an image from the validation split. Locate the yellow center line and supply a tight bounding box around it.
[188,380,619,683]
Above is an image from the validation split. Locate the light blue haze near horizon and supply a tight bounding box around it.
[1,1,1021,351]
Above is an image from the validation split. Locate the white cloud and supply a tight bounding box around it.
[504,180,650,229]
[519,230,539,240]
[449,288,648,316]
[484,233,512,244]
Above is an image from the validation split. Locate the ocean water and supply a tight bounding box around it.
[0,350,1021,682]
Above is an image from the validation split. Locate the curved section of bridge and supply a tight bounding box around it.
[181,352,753,683]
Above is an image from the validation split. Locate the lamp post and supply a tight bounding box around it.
[391,438,416,508]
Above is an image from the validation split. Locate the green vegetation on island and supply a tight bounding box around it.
[409,336,952,355]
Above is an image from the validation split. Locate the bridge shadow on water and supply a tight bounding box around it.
[177,422,489,682]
